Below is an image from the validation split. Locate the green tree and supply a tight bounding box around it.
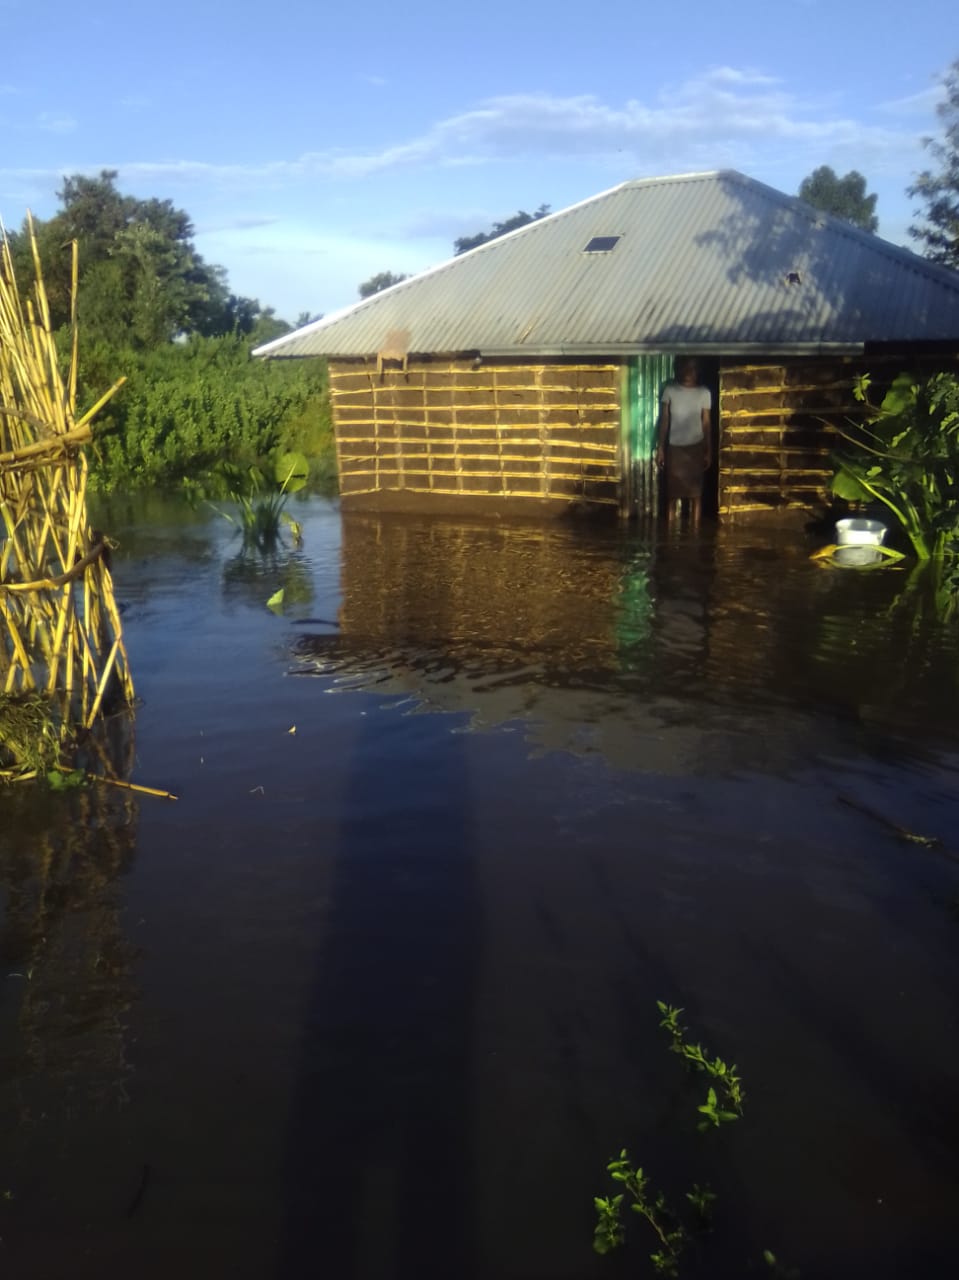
[797,167,878,232]
[909,57,959,269]
[454,204,550,255]
[358,271,408,299]
[6,170,264,347]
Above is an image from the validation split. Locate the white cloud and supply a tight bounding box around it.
[1,69,928,204]
[280,75,924,179]
[699,66,782,88]
[198,214,281,233]
[37,111,77,134]
[877,84,945,117]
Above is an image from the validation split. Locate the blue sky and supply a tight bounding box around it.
[0,0,954,323]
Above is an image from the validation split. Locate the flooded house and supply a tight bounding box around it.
[254,171,959,520]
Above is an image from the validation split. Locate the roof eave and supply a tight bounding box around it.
[477,341,867,358]
[260,340,870,361]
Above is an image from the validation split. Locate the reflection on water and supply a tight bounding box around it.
[1,498,958,1279]
[0,788,138,1120]
[292,513,959,773]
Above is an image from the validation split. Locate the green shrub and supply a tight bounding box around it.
[85,334,335,493]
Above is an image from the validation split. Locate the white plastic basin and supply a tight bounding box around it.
[835,517,887,547]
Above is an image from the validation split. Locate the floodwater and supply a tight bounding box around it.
[1,495,958,1280]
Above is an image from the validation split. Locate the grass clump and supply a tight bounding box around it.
[0,693,62,776]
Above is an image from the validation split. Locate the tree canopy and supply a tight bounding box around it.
[8,170,268,349]
[453,204,551,255]
[358,271,409,299]
[909,57,959,270]
[797,167,878,232]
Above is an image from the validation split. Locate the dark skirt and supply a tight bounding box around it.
[666,441,706,500]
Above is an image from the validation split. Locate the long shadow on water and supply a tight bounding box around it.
[280,709,478,1279]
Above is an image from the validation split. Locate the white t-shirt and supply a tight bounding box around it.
[662,382,711,447]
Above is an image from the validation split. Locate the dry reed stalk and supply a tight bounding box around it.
[0,217,132,760]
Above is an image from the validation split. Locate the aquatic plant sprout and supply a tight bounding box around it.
[206,450,309,552]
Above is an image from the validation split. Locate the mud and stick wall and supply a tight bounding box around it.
[718,353,959,516]
[329,358,622,510]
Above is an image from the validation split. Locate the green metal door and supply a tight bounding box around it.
[626,354,674,518]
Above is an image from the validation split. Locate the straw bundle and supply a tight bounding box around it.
[0,217,132,759]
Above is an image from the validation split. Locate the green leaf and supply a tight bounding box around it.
[281,512,304,541]
[46,768,86,790]
[275,450,310,494]
[880,374,918,417]
[830,469,869,501]
[266,588,285,613]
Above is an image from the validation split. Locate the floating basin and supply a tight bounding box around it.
[835,517,887,547]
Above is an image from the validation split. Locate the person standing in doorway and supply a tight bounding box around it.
[655,357,712,529]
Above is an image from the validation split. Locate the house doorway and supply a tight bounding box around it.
[627,355,720,521]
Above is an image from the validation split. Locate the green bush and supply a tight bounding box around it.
[86,334,335,493]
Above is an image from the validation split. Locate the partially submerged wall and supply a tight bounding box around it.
[718,353,959,517]
[329,358,622,512]
[718,358,862,516]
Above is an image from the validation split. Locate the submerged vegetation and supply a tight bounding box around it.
[656,1001,745,1129]
[207,451,310,552]
[593,1003,749,1276]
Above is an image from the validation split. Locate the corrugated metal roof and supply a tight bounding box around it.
[253,171,959,360]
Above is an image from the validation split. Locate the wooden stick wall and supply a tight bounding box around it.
[718,359,855,515]
[329,359,622,506]
[719,353,959,516]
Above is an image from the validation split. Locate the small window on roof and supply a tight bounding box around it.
[583,235,621,253]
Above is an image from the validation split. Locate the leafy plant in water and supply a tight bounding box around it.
[593,1150,698,1276]
[208,450,309,551]
[657,1001,745,1128]
[830,371,959,564]
[46,767,87,790]
[593,1004,742,1271]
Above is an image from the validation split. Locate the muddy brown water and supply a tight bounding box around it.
[1,495,958,1280]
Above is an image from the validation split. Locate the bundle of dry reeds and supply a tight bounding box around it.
[0,217,132,764]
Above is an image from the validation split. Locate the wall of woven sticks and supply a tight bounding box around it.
[329,358,622,507]
[718,353,959,517]
[718,358,860,516]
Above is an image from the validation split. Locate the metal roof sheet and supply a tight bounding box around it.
[253,171,959,360]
